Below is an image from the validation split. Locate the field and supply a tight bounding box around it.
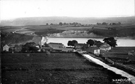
[102,47,135,75]
[1,52,126,84]
[104,47,135,62]
[1,24,135,37]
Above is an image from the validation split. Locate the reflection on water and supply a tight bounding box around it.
[47,38,135,47]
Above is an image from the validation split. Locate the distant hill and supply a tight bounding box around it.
[0,16,135,26]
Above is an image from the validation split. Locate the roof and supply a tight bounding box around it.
[48,42,65,49]
[48,42,64,45]
[3,45,10,48]
[32,36,42,44]
[48,42,65,46]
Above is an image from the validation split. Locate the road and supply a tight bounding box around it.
[78,52,135,84]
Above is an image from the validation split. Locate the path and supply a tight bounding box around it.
[78,52,135,84]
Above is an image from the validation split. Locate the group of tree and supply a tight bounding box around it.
[67,37,117,48]
[87,37,117,47]
[86,39,103,47]
[103,37,117,47]
[59,22,82,26]
[97,22,121,25]
[67,40,78,46]
[21,42,39,52]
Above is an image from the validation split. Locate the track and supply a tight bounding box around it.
[79,52,135,84]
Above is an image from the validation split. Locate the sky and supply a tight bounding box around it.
[0,0,135,20]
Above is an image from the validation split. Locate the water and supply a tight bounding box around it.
[47,37,135,47]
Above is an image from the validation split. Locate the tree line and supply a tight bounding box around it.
[68,37,117,48]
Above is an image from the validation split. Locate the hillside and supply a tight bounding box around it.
[1,16,135,26]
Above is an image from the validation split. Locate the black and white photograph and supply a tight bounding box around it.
[0,0,135,84]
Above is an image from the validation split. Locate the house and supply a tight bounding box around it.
[74,43,88,50]
[48,42,65,51]
[100,43,111,51]
[3,44,10,52]
[94,49,100,56]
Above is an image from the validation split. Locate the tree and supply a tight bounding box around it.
[86,39,94,46]
[22,42,39,52]
[94,40,103,47]
[67,41,73,46]
[59,22,63,25]
[102,22,108,25]
[67,40,78,46]
[72,40,78,46]
[103,37,117,47]
[118,22,121,25]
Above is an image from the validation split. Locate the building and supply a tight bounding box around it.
[3,44,10,52]
[74,43,88,50]
[48,42,65,50]
[100,43,111,51]
[61,47,73,52]
[48,43,74,52]
[94,49,100,56]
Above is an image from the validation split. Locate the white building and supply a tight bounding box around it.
[3,44,10,52]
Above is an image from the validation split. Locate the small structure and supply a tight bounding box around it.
[100,43,111,51]
[94,49,100,56]
[3,44,10,52]
[74,43,88,50]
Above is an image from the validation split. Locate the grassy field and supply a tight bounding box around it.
[1,52,126,84]
[1,24,135,37]
[104,47,135,61]
[101,47,135,75]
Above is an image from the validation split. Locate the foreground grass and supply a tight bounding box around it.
[1,52,124,84]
